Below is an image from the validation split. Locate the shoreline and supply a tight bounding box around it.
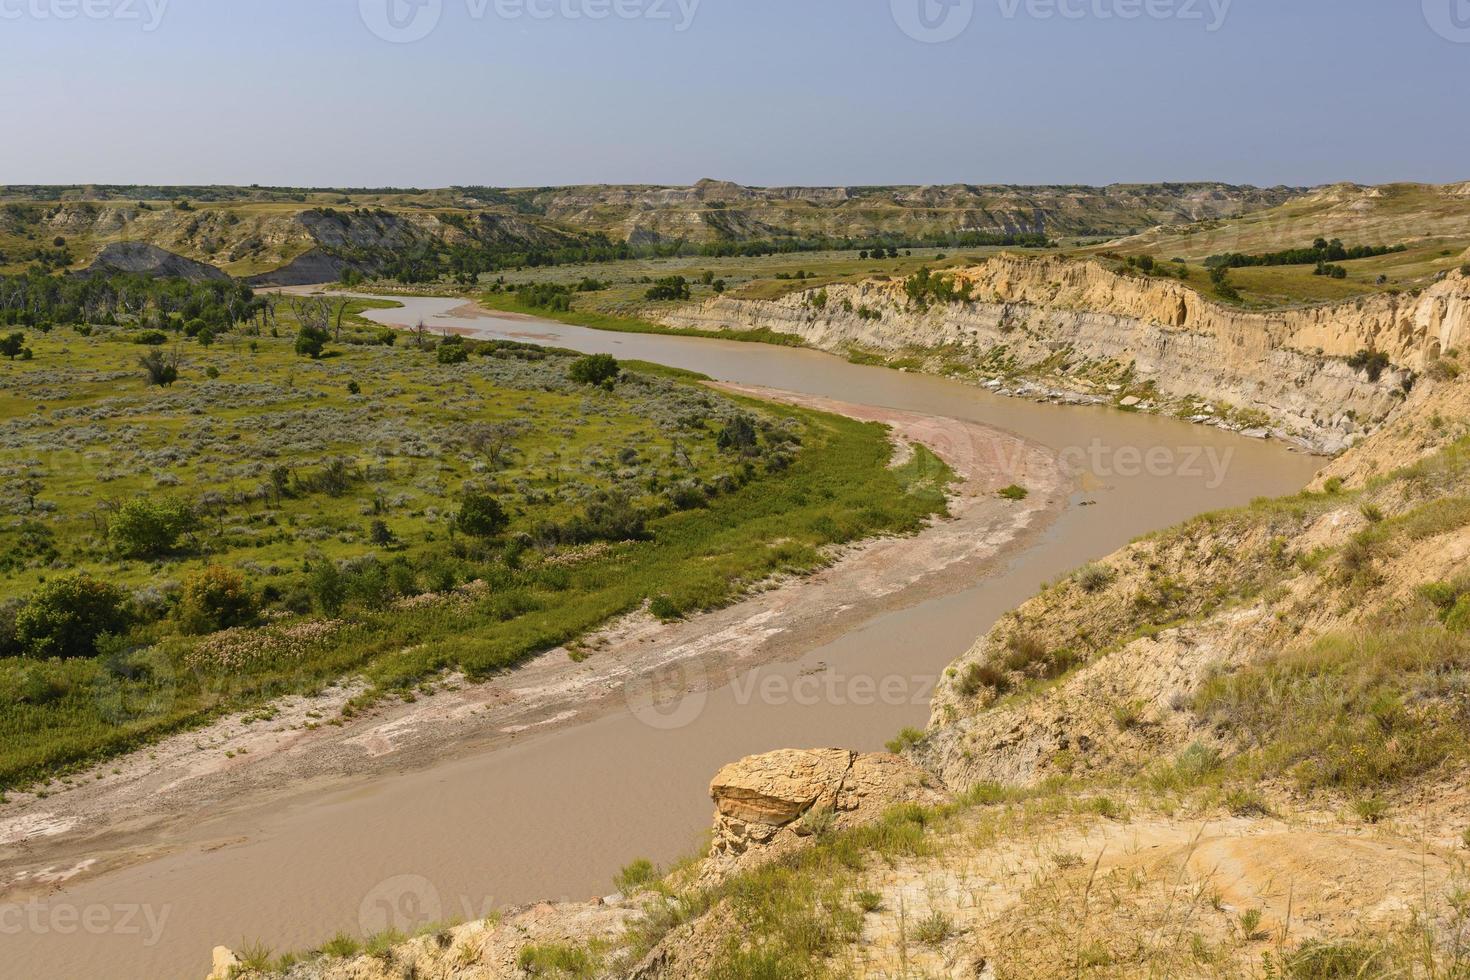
[0,391,1066,909]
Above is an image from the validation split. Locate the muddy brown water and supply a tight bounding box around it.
[7,298,1322,979]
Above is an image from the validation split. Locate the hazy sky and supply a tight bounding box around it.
[2,0,1466,188]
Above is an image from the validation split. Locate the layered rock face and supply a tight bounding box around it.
[663,256,1470,453]
[705,749,946,874]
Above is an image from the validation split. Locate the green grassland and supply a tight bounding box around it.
[1088,183,1470,308]
[0,318,951,788]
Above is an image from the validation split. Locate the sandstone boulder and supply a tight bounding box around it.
[706,749,946,871]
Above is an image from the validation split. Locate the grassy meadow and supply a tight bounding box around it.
[0,312,950,789]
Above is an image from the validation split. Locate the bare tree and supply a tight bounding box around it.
[464,420,531,469]
[330,295,353,340]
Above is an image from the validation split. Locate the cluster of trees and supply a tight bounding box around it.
[1205,238,1406,270]
[0,270,260,333]
[1209,265,1242,302]
[645,276,691,302]
[0,563,262,661]
[325,228,1055,286]
[513,282,574,311]
[904,267,974,308]
[1315,262,1349,279]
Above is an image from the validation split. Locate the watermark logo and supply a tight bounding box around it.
[358,875,443,934]
[360,0,701,43]
[996,0,1232,31]
[624,659,708,730]
[891,0,975,42]
[1,902,171,946]
[1424,0,1470,42]
[360,0,443,43]
[0,0,169,31]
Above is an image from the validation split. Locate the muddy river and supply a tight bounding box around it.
[5,298,1323,979]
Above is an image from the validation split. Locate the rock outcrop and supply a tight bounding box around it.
[80,241,230,281]
[705,749,946,874]
[662,255,1470,453]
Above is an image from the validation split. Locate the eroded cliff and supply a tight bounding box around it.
[663,255,1470,453]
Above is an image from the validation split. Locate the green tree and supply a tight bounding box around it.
[15,575,131,660]
[138,348,179,386]
[568,354,621,387]
[108,497,197,558]
[296,324,330,359]
[0,332,25,359]
[437,343,469,364]
[457,489,510,539]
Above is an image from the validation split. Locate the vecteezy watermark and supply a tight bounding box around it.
[1423,0,1470,42]
[0,902,171,946]
[891,0,975,43]
[624,659,708,730]
[1060,439,1236,489]
[730,668,936,711]
[894,0,1231,41]
[0,0,168,30]
[997,0,1231,31]
[358,875,445,935]
[358,876,505,934]
[359,0,701,43]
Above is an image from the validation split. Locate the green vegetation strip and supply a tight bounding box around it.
[0,317,949,789]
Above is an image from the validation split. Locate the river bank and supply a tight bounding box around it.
[0,296,1320,980]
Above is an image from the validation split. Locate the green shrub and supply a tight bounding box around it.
[885,727,926,753]
[177,565,256,635]
[437,343,469,365]
[957,661,1008,697]
[456,489,509,540]
[108,497,197,558]
[295,324,329,359]
[15,575,131,660]
[517,943,597,977]
[1075,563,1116,593]
[138,348,178,386]
[614,858,659,894]
[567,354,620,387]
[998,484,1029,501]
[913,911,954,946]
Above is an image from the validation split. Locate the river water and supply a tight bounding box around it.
[9,299,1322,979]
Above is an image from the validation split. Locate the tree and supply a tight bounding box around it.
[138,348,179,386]
[464,420,530,468]
[456,489,510,539]
[178,566,256,634]
[0,331,24,359]
[717,414,759,453]
[15,574,131,659]
[368,519,397,547]
[296,324,330,359]
[108,497,197,558]
[568,354,620,387]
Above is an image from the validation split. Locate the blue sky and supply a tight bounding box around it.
[2,0,1466,187]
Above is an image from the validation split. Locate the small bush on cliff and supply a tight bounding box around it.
[1347,349,1392,382]
[615,858,660,894]
[1076,562,1116,593]
[998,484,1030,501]
[958,661,1009,698]
[518,943,598,977]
